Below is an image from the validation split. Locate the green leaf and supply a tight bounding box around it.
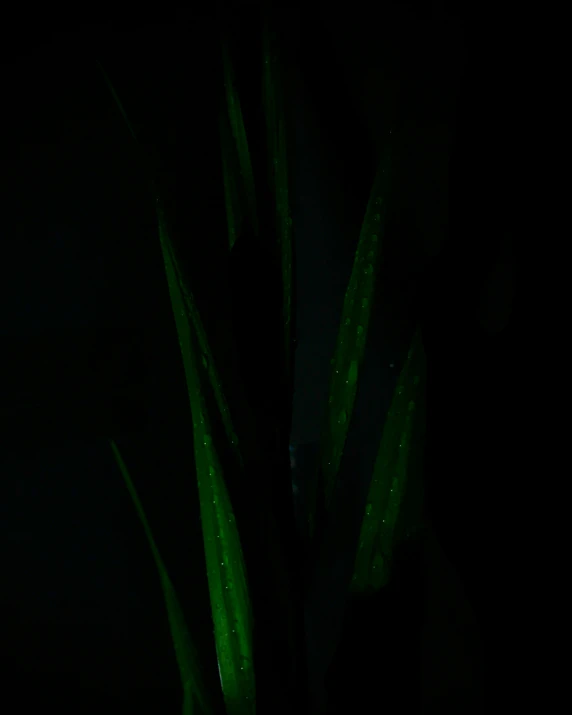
[109,440,214,715]
[308,143,394,539]
[351,327,426,592]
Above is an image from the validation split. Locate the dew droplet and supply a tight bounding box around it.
[365,503,372,516]
[365,264,373,275]
[356,325,364,336]
[344,317,351,326]
[361,298,369,308]
[338,410,347,425]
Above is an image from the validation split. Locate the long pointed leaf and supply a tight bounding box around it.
[97,61,245,471]
[307,141,394,538]
[351,326,426,592]
[221,38,258,238]
[159,210,256,715]
[219,111,243,251]
[262,24,294,391]
[109,439,214,715]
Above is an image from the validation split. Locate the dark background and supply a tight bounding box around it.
[1,3,519,714]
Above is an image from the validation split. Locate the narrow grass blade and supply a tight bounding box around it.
[219,111,243,251]
[307,142,394,538]
[159,204,244,464]
[221,38,258,238]
[97,62,138,145]
[109,440,214,715]
[351,326,426,592]
[262,24,293,387]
